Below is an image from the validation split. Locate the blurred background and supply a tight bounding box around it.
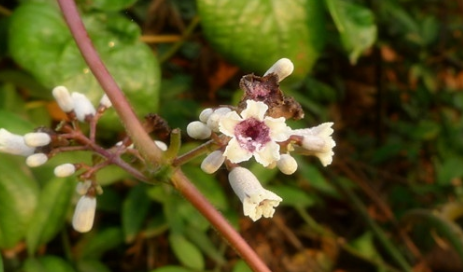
[1,0,463,271]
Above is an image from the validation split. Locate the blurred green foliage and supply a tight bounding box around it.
[1,0,463,272]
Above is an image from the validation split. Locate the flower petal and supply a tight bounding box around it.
[223,138,252,163]
[218,111,242,137]
[240,100,268,120]
[254,141,280,167]
[265,117,290,142]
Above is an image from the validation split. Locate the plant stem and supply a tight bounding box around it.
[57,0,162,166]
[171,170,272,272]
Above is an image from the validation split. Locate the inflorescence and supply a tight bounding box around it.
[0,58,335,231]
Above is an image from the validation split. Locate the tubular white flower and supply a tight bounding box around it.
[229,167,282,221]
[263,58,294,82]
[155,140,168,151]
[207,107,232,132]
[52,86,74,113]
[24,132,51,147]
[187,121,212,139]
[72,195,96,233]
[277,154,298,175]
[26,153,48,167]
[72,92,96,122]
[219,100,291,167]
[99,94,112,108]
[292,122,336,166]
[199,108,213,123]
[54,163,76,177]
[0,129,35,156]
[201,150,225,174]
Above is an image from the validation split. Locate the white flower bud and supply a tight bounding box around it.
[207,107,232,132]
[72,92,96,122]
[229,167,282,221]
[76,180,92,195]
[24,132,51,147]
[99,94,112,108]
[277,154,298,175]
[54,163,76,177]
[187,121,212,139]
[201,150,225,174]
[155,140,168,151]
[264,58,294,82]
[199,108,213,123]
[52,86,74,113]
[0,129,35,156]
[72,196,96,233]
[26,153,48,167]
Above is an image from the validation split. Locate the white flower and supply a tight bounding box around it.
[219,100,290,167]
[277,154,298,175]
[292,122,336,166]
[72,92,96,122]
[201,150,225,174]
[72,195,96,233]
[54,163,76,177]
[52,86,74,113]
[207,107,232,132]
[155,140,168,151]
[24,132,51,147]
[0,129,35,156]
[26,153,48,167]
[99,94,112,108]
[228,167,282,221]
[264,58,294,82]
[187,121,212,139]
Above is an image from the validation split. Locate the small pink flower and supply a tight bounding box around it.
[219,100,290,167]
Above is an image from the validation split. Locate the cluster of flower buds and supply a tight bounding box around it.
[0,86,126,233]
[187,58,336,221]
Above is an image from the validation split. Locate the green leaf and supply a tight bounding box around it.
[26,177,74,255]
[297,159,339,197]
[86,0,138,11]
[150,266,193,272]
[325,0,377,64]
[232,260,253,272]
[197,0,325,80]
[184,226,226,265]
[168,233,205,271]
[0,109,35,134]
[435,157,463,186]
[8,2,161,130]
[268,185,317,208]
[76,260,111,272]
[78,227,124,259]
[122,184,151,243]
[23,256,76,272]
[0,155,39,249]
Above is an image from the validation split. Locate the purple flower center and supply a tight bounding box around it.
[234,118,271,152]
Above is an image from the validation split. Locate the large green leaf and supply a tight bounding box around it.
[168,233,205,271]
[78,227,124,259]
[325,0,377,64]
[122,184,151,243]
[23,256,76,272]
[0,155,38,249]
[8,2,161,130]
[197,0,325,79]
[26,177,74,255]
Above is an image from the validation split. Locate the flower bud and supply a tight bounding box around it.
[72,92,96,122]
[154,140,168,151]
[264,58,294,82]
[201,150,225,174]
[26,153,48,167]
[76,180,92,195]
[24,132,51,147]
[0,129,35,156]
[52,86,74,112]
[228,167,282,221]
[54,163,76,177]
[99,94,112,108]
[199,108,213,123]
[207,107,232,132]
[277,154,298,175]
[187,121,212,139]
[72,196,96,233]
